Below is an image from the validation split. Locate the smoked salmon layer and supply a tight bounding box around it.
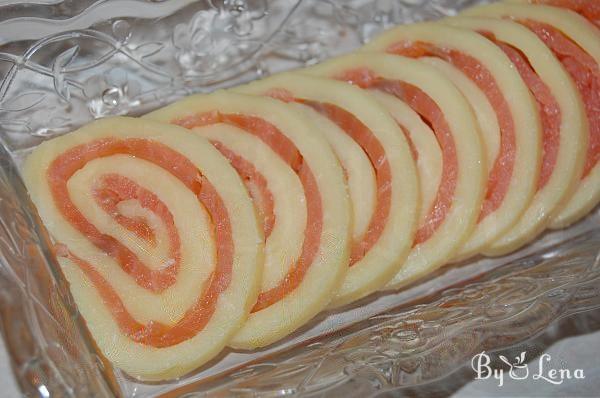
[236,73,420,306]
[508,0,600,27]
[444,16,587,255]
[363,22,543,259]
[462,3,600,229]
[22,117,264,380]
[144,91,351,348]
[304,53,486,289]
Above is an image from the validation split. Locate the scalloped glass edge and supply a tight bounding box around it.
[0,1,597,397]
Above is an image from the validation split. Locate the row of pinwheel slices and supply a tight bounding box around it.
[23,0,599,381]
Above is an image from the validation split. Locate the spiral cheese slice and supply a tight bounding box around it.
[22,117,263,380]
[462,3,600,229]
[508,0,600,28]
[369,91,442,231]
[306,53,486,288]
[145,91,351,348]
[444,16,587,255]
[236,73,419,305]
[416,57,500,177]
[364,22,542,259]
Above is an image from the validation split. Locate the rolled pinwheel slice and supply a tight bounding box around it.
[236,73,420,305]
[305,53,486,289]
[145,91,351,348]
[462,3,600,229]
[507,0,600,28]
[443,16,587,255]
[364,22,542,259]
[22,117,263,380]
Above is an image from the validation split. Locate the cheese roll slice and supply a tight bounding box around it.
[306,53,486,289]
[445,16,587,254]
[22,117,263,380]
[236,73,419,305]
[462,2,600,228]
[145,91,351,348]
[364,22,542,259]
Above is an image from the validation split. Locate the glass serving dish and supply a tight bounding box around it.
[0,0,598,397]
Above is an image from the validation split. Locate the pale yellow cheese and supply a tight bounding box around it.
[145,91,351,348]
[236,73,420,305]
[369,90,443,227]
[364,22,543,258]
[444,16,587,254]
[292,103,378,242]
[419,57,497,174]
[462,2,600,229]
[23,117,263,380]
[193,123,306,291]
[305,53,486,289]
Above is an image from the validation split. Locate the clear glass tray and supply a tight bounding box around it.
[0,1,598,397]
